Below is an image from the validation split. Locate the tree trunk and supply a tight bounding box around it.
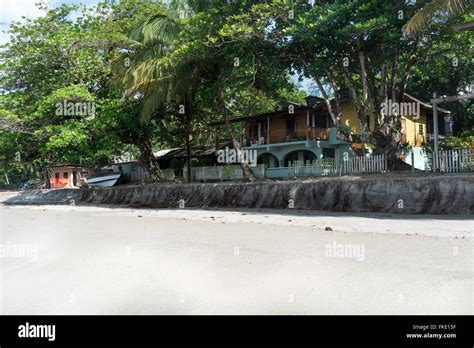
[137,141,161,183]
[41,167,51,189]
[223,113,256,181]
[217,93,256,181]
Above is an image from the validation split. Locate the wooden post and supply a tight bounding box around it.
[433,93,439,172]
[267,117,270,144]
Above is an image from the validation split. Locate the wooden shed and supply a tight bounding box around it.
[47,165,90,189]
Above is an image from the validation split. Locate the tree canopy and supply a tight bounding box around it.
[0,0,472,187]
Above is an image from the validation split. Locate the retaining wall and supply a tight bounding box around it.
[3,173,473,214]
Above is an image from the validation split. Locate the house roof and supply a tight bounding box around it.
[210,93,450,126]
[46,164,86,169]
[153,148,181,159]
[210,105,315,126]
[403,93,451,114]
[154,145,219,160]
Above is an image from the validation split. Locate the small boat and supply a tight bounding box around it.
[86,172,122,187]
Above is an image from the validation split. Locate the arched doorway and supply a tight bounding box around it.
[284,150,316,167]
[257,153,279,168]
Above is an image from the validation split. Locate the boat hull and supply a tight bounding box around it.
[86,174,121,187]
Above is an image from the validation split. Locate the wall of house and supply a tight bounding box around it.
[245,109,330,145]
[252,140,354,169]
[339,103,378,134]
[268,115,288,143]
[402,109,427,147]
[339,102,428,147]
[243,100,430,149]
[49,168,74,189]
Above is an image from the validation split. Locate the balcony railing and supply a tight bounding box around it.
[244,128,330,147]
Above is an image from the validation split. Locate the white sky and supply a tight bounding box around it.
[0,0,314,93]
[0,0,99,44]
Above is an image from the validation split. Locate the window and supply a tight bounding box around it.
[260,121,267,138]
[63,172,68,179]
[418,124,424,135]
[323,148,335,158]
[286,119,295,135]
[313,113,328,128]
[249,124,258,138]
[55,172,60,179]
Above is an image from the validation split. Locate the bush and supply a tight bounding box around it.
[440,133,474,150]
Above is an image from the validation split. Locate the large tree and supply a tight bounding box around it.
[124,0,298,181]
[0,0,167,186]
[283,0,472,166]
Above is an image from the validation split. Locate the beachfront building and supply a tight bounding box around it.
[48,165,89,189]
[212,94,451,177]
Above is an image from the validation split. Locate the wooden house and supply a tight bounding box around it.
[212,94,451,176]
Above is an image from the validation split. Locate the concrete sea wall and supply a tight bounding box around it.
[3,173,473,214]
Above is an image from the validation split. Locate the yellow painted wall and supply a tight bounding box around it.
[402,109,427,147]
[339,102,428,147]
[339,103,376,133]
[242,101,429,147]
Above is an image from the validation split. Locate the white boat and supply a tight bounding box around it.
[86,172,122,187]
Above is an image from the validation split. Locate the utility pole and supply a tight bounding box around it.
[430,92,474,171]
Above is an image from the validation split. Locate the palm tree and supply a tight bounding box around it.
[123,0,207,181]
[403,0,473,35]
[124,0,257,181]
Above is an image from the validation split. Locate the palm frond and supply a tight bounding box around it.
[403,0,474,36]
[122,0,212,122]
[142,14,182,45]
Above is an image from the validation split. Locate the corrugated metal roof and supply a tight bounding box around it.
[153,148,181,159]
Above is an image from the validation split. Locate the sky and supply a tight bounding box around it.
[0,0,99,44]
[0,0,316,92]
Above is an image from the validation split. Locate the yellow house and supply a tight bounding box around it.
[338,93,450,148]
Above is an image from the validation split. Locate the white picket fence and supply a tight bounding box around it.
[288,158,338,176]
[288,154,387,177]
[160,168,176,181]
[184,164,266,182]
[341,154,388,174]
[430,149,473,173]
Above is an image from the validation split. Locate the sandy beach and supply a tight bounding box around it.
[0,204,472,314]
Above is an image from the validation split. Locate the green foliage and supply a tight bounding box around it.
[440,130,474,149]
[0,0,170,187]
[405,19,474,135]
[403,0,474,35]
[1,0,472,186]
